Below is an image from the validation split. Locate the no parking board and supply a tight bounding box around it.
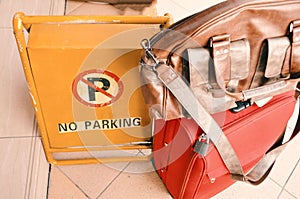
[72,69,124,107]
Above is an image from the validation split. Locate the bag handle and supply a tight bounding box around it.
[209,34,297,102]
[291,19,300,74]
[141,39,299,183]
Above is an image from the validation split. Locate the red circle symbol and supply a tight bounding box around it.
[72,69,124,107]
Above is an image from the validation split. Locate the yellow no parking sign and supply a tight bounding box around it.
[14,13,171,164]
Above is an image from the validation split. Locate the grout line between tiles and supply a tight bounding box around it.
[64,0,68,15]
[137,149,147,157]
[32,116,36,136]
[169,0,192,13]
[95,162,131,199]
[277,158,300,198]
[33,143,43,199]
[0,116,38,140]
[0,135,41,139]
[49,0,53,15]
[269,177,283,189]
[49,0,67,15]
[56,166,91,199]
[268,177,298,199]
[46,164,52,199]
[30,139,45,199]
[33,115,38,137]
[278,189,298,199]
[24,135,38,199]
[65,0,86,15]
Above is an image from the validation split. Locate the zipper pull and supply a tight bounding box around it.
[230,99,252,113]
[194,133,209,156]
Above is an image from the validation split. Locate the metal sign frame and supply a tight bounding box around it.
[13,12,171,165]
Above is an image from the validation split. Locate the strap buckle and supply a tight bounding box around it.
[209,34,231,48]
[231,173,246,182]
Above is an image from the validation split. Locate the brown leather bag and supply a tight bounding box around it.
[140,0,300,198]
[140,0,300,120]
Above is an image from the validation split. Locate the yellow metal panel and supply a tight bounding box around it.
[13,12,171,165]
[27,23,159,48]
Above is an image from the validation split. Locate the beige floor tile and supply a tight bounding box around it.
[49,0,66,15]
[65,0,85,14]
[66,1,130,15]
[0,0,65,137]
[284,159,300,198]
[99,161,172,199]
[66,0,91,15]
[25,137,49,199]
[54,162,129,198]
[48,166,88,199]
[156,0,225,22]
[120,159,155,174]
[0,137,33,198]
[212,178,282,199]
[66,0,156,16]
[270,134,300,186]
[0,28,35,137]
[278,190,297,199]
[0,0,51,28]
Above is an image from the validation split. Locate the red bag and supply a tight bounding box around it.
[152,91,297,198]
[139,0,300,198]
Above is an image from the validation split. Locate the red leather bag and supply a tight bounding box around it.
[152,91,297,198]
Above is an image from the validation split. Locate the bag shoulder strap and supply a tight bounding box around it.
[146,60,299,184]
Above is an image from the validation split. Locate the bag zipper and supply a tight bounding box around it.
[222,93,295,133]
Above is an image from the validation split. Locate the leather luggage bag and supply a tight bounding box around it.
[152,91,298,198]
[139,0,300,198]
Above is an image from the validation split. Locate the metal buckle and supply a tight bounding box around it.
[140,39,160,67]
[231,173,246,182]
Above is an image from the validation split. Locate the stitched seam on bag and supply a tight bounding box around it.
[164,119,181,182]
[222,93,293,133]
[178,153,198,198]
[192,157,208,199]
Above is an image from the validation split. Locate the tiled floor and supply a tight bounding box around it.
[0,0,299,198]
